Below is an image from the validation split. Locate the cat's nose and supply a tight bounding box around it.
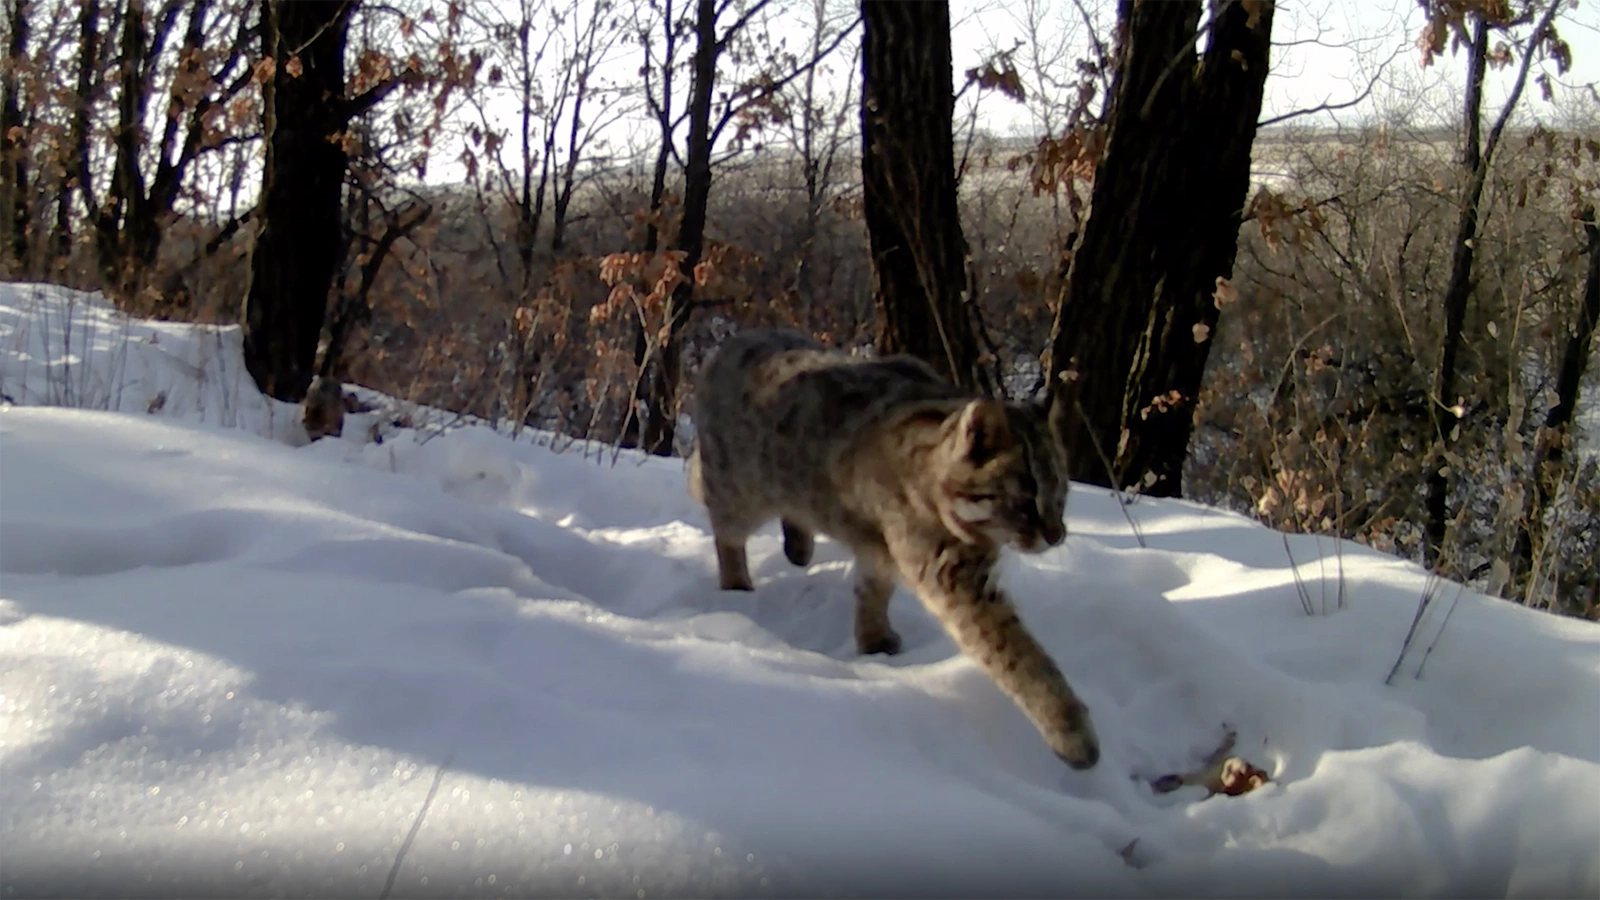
[1042,522,1066,546]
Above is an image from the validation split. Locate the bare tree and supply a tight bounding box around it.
[243,0,358,400]
[242,0,478,401]
[633,0,723,454]
[860,0,992,393]
[1047,0,1274,497]
[627,0,859,454]
[1417,0,1569,571]
[778,0,861,328]
[464,0,629,273]
[86,0,258,312]
[548,1,629,253]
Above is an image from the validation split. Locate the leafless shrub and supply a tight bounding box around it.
[1190,120,1600,617]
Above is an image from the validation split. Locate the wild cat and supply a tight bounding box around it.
[688,329,1099,769]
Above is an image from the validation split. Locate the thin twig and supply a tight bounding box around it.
[1385,573,1441,686]
[379,755,452,900]
[1283,533,1314,616]
[1257,44,1402,128]
[1072,396,1147,548]
[1315,535,1328,616]
[1335,533,1346,611]
[1414,581,1465,679]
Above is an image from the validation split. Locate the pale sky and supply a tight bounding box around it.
[951,0,1600,134]
[438,0,1600,187]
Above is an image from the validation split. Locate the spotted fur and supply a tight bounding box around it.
[689,329,1099,769]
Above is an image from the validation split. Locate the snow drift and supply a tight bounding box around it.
[1,283,1596,898]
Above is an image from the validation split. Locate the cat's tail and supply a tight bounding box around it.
[686,442,706,505]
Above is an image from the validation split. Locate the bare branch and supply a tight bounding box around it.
[1258,45,1402,128]
[710,11,860,145]
[342,73,408,120]
[714,0,773,53]
[1480,0,1564,171]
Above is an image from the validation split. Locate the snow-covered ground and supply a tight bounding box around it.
[1,283,1597,898]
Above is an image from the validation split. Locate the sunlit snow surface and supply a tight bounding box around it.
[1,283,1597,898]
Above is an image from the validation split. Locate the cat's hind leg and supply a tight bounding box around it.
[692,446,767,591]
[781,519,814,567]
[705,503,767,591]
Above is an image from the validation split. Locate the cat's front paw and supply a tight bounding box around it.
[1050,706,1100,770]
[856,629,903,656]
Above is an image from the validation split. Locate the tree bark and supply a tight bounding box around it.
[1424,16,1489,571]
[1046,0,1273,497]
[637,0,718,456]
[65,0,100,275]
[0,0,31,275]
[241,0,355,401]
[860,0,989,393]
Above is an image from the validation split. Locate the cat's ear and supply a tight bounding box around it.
[954,399,1010,465]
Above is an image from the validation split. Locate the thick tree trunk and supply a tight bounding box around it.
[1047,0,1272,497]
[241,0,353,401]
[860,0,989,393]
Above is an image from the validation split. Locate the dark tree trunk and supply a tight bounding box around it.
[515,4,547,283]
[88,0,226,312]
[241,0,354,401]
[1421,0,1558,571]
[95,0,156,300]
[1549,213,1600,437]
[549,65,588,254]
[0,0,30,275]
[637,0,717,456]
[1424,16,1490,571]
[1046,0,1272,497]
[1510,208,1600,599]
[859,0,988,393]
[65,0,99,275]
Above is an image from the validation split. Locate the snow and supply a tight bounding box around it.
[2,282,1598,898]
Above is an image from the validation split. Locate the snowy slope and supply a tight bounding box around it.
[1,283,1597,898]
